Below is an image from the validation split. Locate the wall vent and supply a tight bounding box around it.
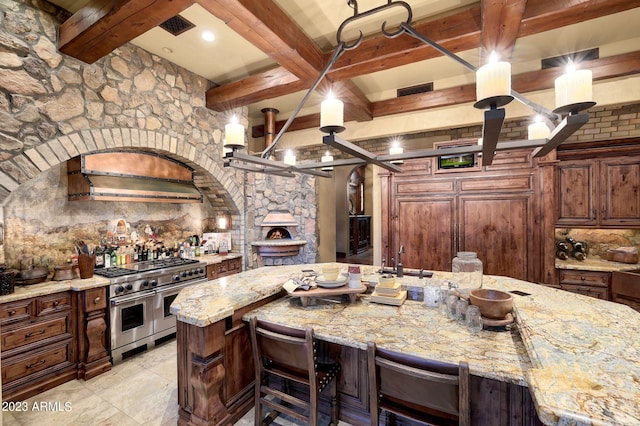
[541,48,599,69]
[159,15,195,36]
[397,82,434,97]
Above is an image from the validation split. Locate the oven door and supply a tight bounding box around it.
[110,289,155,353]
[154,279,206,334]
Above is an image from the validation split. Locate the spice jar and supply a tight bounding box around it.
[451,251,483,295]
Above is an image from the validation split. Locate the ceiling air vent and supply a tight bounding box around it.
[541,48,599,69]
[159,15,195,36]
[397,82,434,97]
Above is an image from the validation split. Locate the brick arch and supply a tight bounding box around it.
[0,128,244,216]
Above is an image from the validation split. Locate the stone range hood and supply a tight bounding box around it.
[251,211,307,261]
[67,151,203,204]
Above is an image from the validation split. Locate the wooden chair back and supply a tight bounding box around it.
[368,342,470,426]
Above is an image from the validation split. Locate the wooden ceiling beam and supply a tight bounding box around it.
[58,0,195,64]
[215,0,637,109]
[479,0,528,62]
[252,51,640,137]
[206,67,307,111]
[200,0,372,121]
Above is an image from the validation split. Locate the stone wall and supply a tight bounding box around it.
[556,228,640,260]
[0,0,319,269]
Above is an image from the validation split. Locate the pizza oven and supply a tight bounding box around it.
[251,211,307,265]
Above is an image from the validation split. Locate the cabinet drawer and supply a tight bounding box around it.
[0,299,34,325]
[37,292,72,316]
[2,340,72,384]
[459,174,533,193]
[83,287,106,311]
[558,270,610,287]
[1,316,69,351]
[559,283,609,300]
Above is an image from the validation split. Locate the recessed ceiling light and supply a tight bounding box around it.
[201,31,215,42]
[162,47,173,54]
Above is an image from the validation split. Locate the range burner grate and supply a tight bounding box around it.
[94,258,201,278]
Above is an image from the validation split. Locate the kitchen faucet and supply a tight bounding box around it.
[396,246,404,278]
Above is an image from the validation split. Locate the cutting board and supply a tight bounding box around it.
[606,248,639,264]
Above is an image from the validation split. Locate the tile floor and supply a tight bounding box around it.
[3,340,348,425]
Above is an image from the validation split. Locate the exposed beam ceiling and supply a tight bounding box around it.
[56,0,640,137]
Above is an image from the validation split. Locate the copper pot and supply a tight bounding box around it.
[53,265,76,281]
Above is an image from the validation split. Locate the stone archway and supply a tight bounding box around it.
[0,127,247,268]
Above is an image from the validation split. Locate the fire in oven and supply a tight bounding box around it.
[95,257,207,363]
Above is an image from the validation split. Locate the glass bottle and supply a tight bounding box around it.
[451,251,483,295]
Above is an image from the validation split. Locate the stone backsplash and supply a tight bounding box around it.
[555,228,640,259]
[2,162,219,271]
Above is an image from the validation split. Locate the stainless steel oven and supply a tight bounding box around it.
[96,258,207,363]
[110,289,155,362]
[154,280,199,338]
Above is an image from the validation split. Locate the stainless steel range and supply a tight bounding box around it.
[94,257,207,363]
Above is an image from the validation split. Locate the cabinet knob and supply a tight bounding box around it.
[53,301,59,307]
[580,276,586,281]
[94,297,101,304]
[9,310,16,316]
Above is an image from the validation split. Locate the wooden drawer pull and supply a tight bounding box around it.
[9,310,16,316]
[94,297,101,304]
[53,301,60,307]
[26,359,46,369]
[580,276,586,281]
[25,329,46,338]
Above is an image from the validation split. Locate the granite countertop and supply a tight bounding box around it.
[0,276,110,303]
[555,256,640,272]
[198,252,242,263]
[172,264,640,426]
[0,253,242,304]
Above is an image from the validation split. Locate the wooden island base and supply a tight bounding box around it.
[175,295,541,426]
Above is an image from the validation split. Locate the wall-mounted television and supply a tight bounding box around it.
[434,140,480,173]
[438,153,475,169]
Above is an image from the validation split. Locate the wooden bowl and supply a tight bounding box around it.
[469,289,513,319]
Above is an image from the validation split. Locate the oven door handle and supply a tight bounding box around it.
[110,290,156,306]
[155,279,205,295]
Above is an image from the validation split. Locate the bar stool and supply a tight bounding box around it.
[367,342,470,426]
[249,316,341,425]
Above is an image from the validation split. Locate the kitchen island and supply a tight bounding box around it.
[171,264,640,426]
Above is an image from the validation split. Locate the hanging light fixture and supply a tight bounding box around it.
[389,141,404,164]
[554,60,595,114]
[225,0,594,177]
[224,115,245,150]
[528,116,551,140]
[283,150,296,166]
[320,91,345,134]
[321,151,334,171]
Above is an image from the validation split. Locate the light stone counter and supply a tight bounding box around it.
[198,252,242,264]
[172,263,640,426]
[0,276,110,303]
[555,256,640,272]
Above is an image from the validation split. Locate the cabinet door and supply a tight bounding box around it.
[600,157,640,226]
[556,160,597,226]
[394,197,456,271]
[459,195,531,281]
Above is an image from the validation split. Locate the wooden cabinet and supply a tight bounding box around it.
[76,287,111,380]
[206,257,242,281]
[383,156,541,282]
[557,269,610,300]
[557,156,640,227]
[612,271,640,311]
[1,292,77,401]
[349,215,371,255]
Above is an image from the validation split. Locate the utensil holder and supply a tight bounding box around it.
[78,254,96,279]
